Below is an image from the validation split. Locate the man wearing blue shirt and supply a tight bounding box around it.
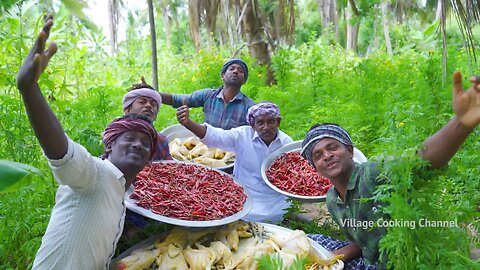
[160,58,255,130]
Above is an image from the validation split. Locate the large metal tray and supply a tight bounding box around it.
[261,140,367,202]
[160,124,234,172]
[110,222,344,270]
[126,160,253,227]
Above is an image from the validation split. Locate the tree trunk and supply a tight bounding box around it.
[381,1,393,56]
[435,0,443,22]
[395,0,404,24]
[204,0,220,45]
[318,0,326,30]
[271,0,296,47]
[330,0,339,42]
[287,0,296,46]
[318,0,339,42]
[224,0,236,48]
[107,0,120,55]
[171,3,180,30]
[274,0,286,45]
[188,0,201,51]
[346,0,359,52]
[242,0,275,84]
[160,0,171,48]
[366,22,379,56]
[147,0,158,91]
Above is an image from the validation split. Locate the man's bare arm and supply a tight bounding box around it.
[420,72,480,168]
[331,242,362,262]
[16,15,67,159]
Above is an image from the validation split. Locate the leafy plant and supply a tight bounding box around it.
[257,253,309,270]
[1,2,479,268]
[0,160,43,193]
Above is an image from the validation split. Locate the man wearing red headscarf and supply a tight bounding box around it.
[16,16,157,270]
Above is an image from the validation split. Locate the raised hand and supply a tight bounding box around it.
[17,14,58,92]
[176,97,190,126]
[452,71,480,129]
[15,14,67,159]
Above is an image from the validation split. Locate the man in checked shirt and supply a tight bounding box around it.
[159,58,255,130]
[301,72,480,269]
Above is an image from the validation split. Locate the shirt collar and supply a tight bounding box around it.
[347,163,360,190]
[216,87,245,102]
[252,130,281,146]
[104,158,127,184]
[332,162,360,204]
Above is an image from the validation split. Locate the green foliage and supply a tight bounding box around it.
[0,0,19,11]
[257,253,309,270]
[0,2,479,269]
[294,0,321,45]
[0,160,43,193]
[283,200,346,241]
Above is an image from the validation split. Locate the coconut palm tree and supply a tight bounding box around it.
[147,0,159,91]
[438,0,480,78]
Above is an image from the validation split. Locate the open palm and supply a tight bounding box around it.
[16,15,57,92]
[452,71,480,129]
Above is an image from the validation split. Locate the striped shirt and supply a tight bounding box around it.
[172,86,255,130]
[326,162,388,266]
[32,139,126,270]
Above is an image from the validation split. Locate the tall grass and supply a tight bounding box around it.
[0,5,479,269]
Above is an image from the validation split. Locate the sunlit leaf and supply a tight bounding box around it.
[423,20,439,37]
[0,160,44,193]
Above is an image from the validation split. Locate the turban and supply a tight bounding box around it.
[220,58,248,82]
[122,88,162,111]
[102,116,158,159]
[300,124,353,167]
[246,102,281,125]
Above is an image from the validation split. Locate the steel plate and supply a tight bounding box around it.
[261,140,367,202]
[110,222,343,270]
[126,160,253,227]
[161,124,234,171]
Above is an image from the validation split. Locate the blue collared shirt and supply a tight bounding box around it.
[172,86,255,130]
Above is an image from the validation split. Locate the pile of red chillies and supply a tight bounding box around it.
[266,152,332,196]
[130,162,247,221]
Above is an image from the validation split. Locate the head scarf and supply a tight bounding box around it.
[122,88,162,111]
[102,116,158,159]
[220,58,248,82]
[246,102,282,126]
[300,124,353,167]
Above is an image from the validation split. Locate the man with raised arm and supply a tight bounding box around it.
[161,58,255,130]
[301,72,480,268]
[176,101,292,222]
[17,15,158,269]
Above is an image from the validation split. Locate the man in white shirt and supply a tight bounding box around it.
[177,101,293,222]
[16,15,158,269]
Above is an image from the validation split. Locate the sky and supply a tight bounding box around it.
[85,0,148,42]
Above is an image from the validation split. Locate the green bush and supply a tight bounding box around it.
[1,4,479,269]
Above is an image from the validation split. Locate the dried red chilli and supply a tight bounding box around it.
[130,162,247,221]
[266,152,332,196]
